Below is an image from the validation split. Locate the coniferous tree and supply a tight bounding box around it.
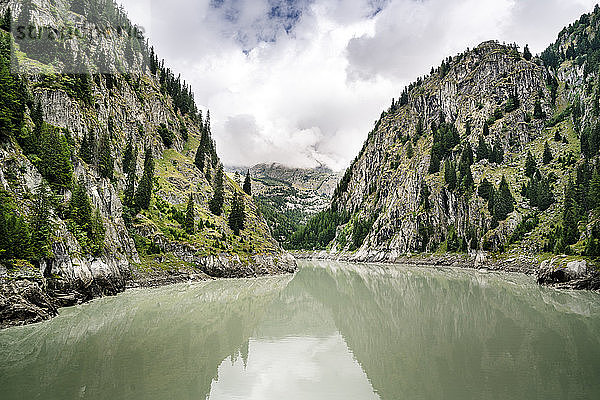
[543,141,553,164]
[243,170,252,195]
[413,118,423,143]
[478,178,493,200]
[69,181,93,234]
[0,31,26,141]
[406,141,414,158]
[420,183,431,210]
[228,191,245,235]
[124,166,136,207]
[523,44,532,61]
[536,176,555,211]
[562,179,580,245]
[0,8,12,32]
[38,124,73,190]
[32,100,43,137]
[185,193,195,234]
[477,135,490,161]
[0,207,32,261]
[524,150,537,178]
[89,208,105,256]
[99,133,114,179]
[79,130,94,164]
[482,121,490,136]
[493,175,515,221]
[209,165,224,215]
[589,170,600,210]
[444,160,457,191]
[134,148,154,211]
[122,140,134,176]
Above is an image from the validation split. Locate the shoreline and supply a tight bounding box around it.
[291,250,600,291]
[0,253,297,330]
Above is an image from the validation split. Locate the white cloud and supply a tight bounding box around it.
[120,0,598,170]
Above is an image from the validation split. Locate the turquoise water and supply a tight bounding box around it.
[1,260,600,399]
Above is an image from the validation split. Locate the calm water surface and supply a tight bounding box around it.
[1,260,600,399]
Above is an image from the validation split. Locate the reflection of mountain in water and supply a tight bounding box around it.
[295,261,600,400]
[0,276,292,400]
[1,262,600,400]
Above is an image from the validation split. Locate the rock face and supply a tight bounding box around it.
[331,41,551,259]
[537,258,588,285]
[319,18,599,288]
[0,0,296,328]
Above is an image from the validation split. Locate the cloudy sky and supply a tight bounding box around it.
[120,0,598,170]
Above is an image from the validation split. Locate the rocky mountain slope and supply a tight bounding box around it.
[227,163,340,246]
[0,0,294,328]
[298,7,600,284]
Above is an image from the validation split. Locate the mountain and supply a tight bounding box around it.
[226,163,340,247]
[0,0,294,327]
[295,6,600,271]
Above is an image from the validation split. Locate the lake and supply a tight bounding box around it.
[1,260,600,399]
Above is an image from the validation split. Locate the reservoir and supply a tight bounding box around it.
[1,260,600,399]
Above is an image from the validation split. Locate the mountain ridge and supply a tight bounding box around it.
[0,0,295,328]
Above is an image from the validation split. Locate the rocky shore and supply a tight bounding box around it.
[0,252,297,330]
[293,250,600,291]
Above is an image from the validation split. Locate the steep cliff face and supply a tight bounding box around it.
[315,9,600,268]
[0,0,295,328]
[329,41,553,260]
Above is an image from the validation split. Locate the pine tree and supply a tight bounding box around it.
[0,8,12,32]
[413,118,423,143]
[406,141,414,158]
[124,166,136,207]
[493,175,515,221]
[562,180,580,245]
[184,193,195,234]
[98,133,114,179]
[122,140,134,176]
[243,170,252,195]
[428,148,440,174]
[543,141,553,164]
[477,135,490,161]
[38,125,73,190]
[32,100,43,137]
[482,121,490,136]
[89,208,105,256]
[134,148,154,211]
[589,170,600,210]
[536,176,555,211]
[228,191,245,235]
[478,178,493,200]
[525,150,537,178]
[69,181,93,234]
[444,159,457,191]
[209,164,224,215]
[79,130,94,164]
[523,44,532,61]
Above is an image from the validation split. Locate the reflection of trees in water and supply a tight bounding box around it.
[294,262,600,400]
[0,276,291,400]
[2,264,599,400]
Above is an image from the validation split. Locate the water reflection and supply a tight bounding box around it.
[1,261,600,400]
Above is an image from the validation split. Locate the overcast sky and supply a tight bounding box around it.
[119,0,598,170]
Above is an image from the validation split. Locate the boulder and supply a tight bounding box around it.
[537,259,588,285]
